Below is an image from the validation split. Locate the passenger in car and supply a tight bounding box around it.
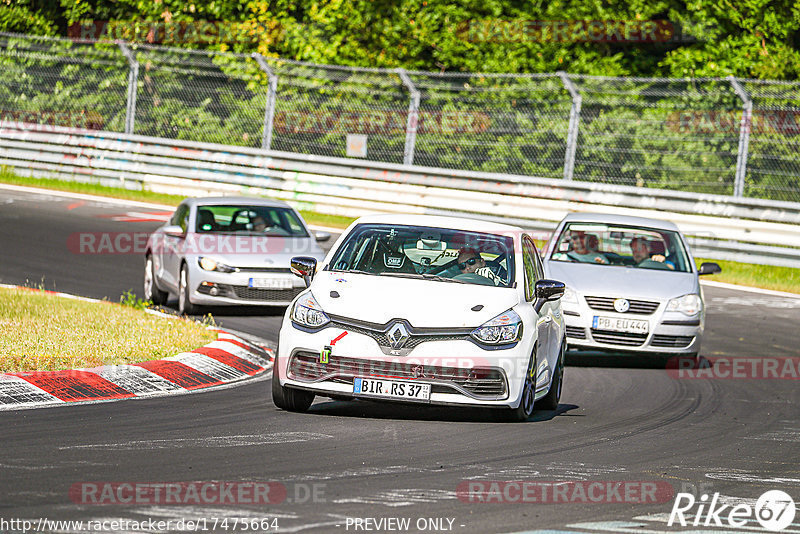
[567,231,607,264]
[252,216,268,232]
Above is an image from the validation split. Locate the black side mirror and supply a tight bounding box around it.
[291,256,318,287]
[698,262,721,276]
[533,279,566,313]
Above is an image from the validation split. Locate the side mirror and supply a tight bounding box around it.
[163,225,185,238]
[291,256,318,288]
[698,262,721,276]
[533,279,566,313]
[315,231,331,243]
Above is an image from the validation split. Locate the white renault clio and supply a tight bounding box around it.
[273,214,567,421]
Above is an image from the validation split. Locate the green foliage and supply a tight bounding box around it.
[0,1,57,35]
[3,1,799,201]
[120,289,152,310]
[15,0,797,79]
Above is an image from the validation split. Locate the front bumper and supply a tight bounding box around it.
[276,322,534,408]
[562,295,702,355]
[188,265,305,306]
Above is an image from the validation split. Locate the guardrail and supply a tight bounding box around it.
[1,122,799,268]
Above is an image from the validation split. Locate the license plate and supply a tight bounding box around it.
[593,315,649,334]
[353,377,431,402]
[248,277,293,289]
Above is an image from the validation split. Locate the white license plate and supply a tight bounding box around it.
[353,377,431,402]
[593,316,649,334]
[248,277,293,289]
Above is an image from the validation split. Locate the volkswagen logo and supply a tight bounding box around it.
[613,298,631,313]
[387,322,410,349]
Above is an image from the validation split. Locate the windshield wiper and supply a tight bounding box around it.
[330,269,377,276]
[378,272,468,284]
[420,273,468,284]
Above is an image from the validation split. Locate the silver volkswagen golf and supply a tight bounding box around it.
[543,213,721,356]
[144,197,328,314]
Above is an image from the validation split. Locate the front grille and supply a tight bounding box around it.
[651,334,694,348]
[566,326,587,339]
[338,322,470,349]
[585,296,660,315]
[590,329,648,346]
[288,352,507,399]
[231,286,304,301]
[328,317,472,352]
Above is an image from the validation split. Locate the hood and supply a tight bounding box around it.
[310,271,519,328]
[545,261,699,300]
[183,234,325,269]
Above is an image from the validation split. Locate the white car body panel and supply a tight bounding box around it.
[275,214,566,412]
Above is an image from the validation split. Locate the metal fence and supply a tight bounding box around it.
[4,124,800,268]
[1,31,799,203]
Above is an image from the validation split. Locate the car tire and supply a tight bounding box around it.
[144,254,168,306]
[271,352,315,412]
[503,351,538,422]
[536,338,565,411]
[178,263,198,315]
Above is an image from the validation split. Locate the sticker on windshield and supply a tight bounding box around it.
[384,253,405,268]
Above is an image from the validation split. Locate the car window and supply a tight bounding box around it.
[522,236,538,301]
[550,222,690,272]
[328,224,515,288]
[532,241,545,280]
[194,205,309,237]
[171,204,189,231]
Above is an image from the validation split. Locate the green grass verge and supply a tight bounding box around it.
[0,286,218,372]
[2,169,799,294]
[695,258,800,294]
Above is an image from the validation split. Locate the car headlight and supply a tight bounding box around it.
[198,257,236,273]
[561,286,579,305]
[291,292,330,328]
[667,294,702,316]
[471,309,523,345]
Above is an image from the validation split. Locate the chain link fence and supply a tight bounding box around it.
[1,32,798,203]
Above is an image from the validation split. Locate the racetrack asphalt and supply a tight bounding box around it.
[1,185,799,534]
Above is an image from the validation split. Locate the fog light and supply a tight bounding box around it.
[210,287,219,296]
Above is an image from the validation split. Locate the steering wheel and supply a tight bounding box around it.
[485,253,508,281]
[453,272,495,286]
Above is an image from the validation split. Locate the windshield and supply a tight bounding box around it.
[195,205,308,237]
[550,222,691,273]
[327,224,516,287]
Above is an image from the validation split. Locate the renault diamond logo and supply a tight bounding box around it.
[613,298,630,313]
[387,322,410,349]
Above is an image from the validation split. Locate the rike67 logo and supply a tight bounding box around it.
[669,490,796,532]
